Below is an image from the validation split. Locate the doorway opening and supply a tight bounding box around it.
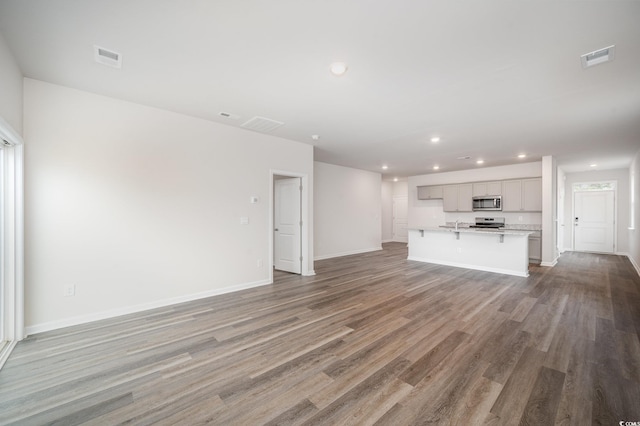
[572,181,616,253]
[0,117,24,369]
[269,170,313,281]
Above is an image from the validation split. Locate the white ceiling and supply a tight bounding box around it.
[1,0,639,179]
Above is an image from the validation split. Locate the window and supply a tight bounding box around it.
[572,181,616,192]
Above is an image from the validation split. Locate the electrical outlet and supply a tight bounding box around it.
[64,284,75,297]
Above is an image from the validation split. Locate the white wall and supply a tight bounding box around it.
[562,168,630,254]
[0,33,22,135]
[630,149,640,273]
[541,156,558,266]
[408,162,543,227]
[393,181,408,197]
[381,181,393,242]
[314,162,382,259]
[23,79,314,333]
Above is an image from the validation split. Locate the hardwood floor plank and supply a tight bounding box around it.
[519,366,565,425]
[0,244,638,424]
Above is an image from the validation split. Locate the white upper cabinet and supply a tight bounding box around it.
[443,184,473,212]
[472,181,502,196]
[417,185,443,200]
[502,178,542,212]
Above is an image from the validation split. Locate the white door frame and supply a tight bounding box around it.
[571,181,617,252]
[269,170,313,282]
[0,116,24,369]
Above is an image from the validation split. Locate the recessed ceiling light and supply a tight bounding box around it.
[433,165,440,170]
[518,154,526,158]
[430,136,440,143]
[457,156,471,160]
[590,163,597,168]
[476,160,484,165]
[393,177,398,182]
[311,134,320,141]
[382,165,388,170]
[329,62,348,76]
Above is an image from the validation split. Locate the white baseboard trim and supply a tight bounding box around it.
[314,246,383,261]
[407,256,529,278]
[627,254,640,278]
[540,260,558,267]
[0,340,18,370]
[382,239,394,243]
[303,270,316,276]
[25,278,272,336]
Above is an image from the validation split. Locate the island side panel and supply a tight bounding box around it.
[408,229,529,277]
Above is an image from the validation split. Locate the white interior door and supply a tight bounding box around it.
[574,190,615,253]
[393,196,408,243]
[274,178,301,273]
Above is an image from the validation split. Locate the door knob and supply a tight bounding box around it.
[274,228,279,231]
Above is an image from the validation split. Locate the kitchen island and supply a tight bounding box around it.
[408,226,533,277]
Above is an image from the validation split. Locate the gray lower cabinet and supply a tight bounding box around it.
[528,231,542,263]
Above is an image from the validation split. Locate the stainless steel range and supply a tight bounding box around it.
[469,217,505,229]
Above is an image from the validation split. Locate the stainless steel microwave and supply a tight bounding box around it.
[472,195,502,211]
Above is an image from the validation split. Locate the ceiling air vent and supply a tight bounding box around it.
[241,116,284,133]
[94,45,122,68]
[581,45,615,69]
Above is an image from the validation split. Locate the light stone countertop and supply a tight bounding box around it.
[409,226,534,236]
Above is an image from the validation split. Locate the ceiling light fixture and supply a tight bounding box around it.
[476,160,484,165]
[311,134,320,141]
[590,163,597,168]
[382,165,388,170]
[329,62,348,76]
[430,136,440,143]
[518,154,526,158]
[393,178,398,182]
[433,165,440,170]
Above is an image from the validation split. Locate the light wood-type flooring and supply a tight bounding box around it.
[1,243,640,425]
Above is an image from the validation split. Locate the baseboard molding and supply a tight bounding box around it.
[382,239,394,243]
[540,260,558,267]
[25,278,272,336]
[627,254,640,278]
[314,246,383,261]
[407,256,529,278]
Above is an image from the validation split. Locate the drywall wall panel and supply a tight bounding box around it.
[23,79,313,332]
[314,162,381,259]
[630,149,640,273]
[381,181,393,242]
[0,33,22,135]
